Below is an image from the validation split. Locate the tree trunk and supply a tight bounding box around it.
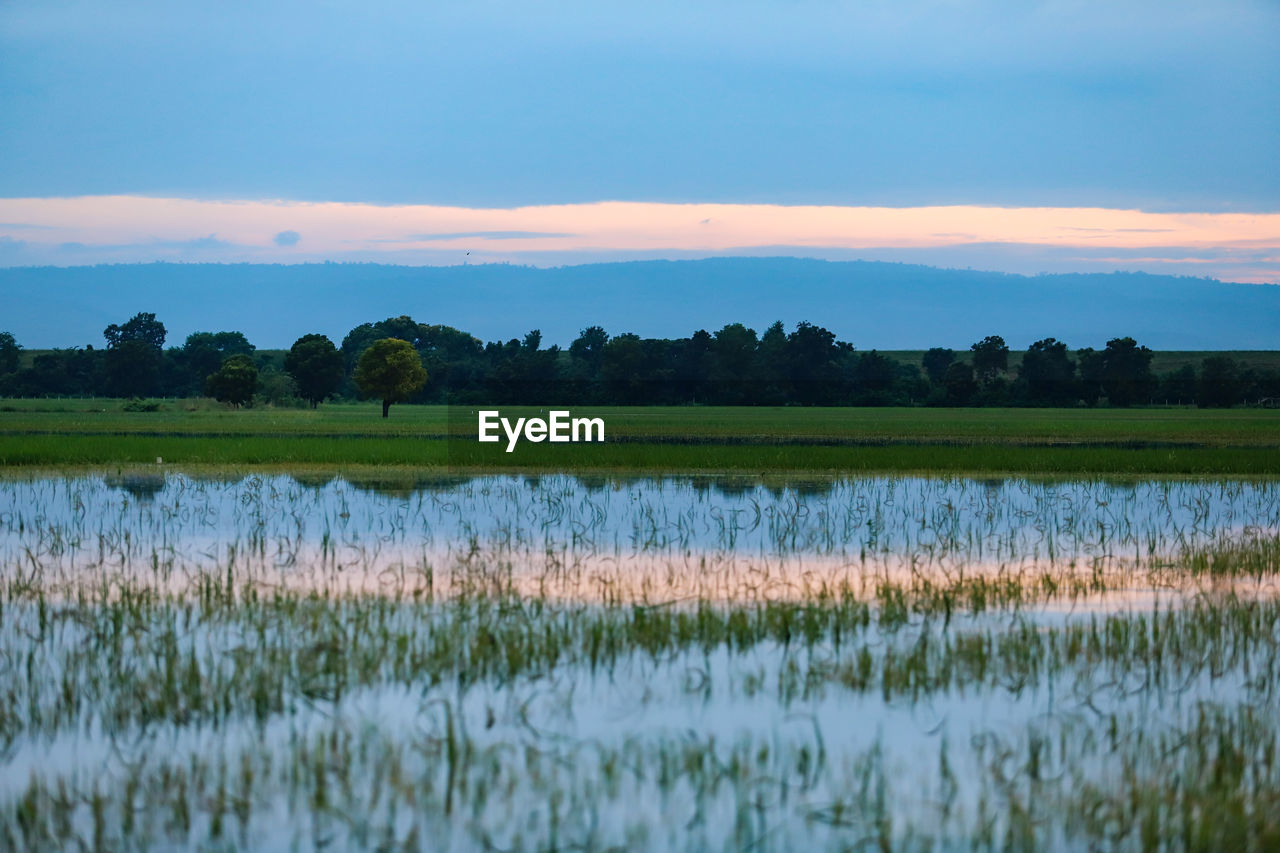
[382,399,391,418]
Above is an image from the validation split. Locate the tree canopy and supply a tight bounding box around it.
[1099,337,1155,407]
[285,333,343,407]
[0,332,20,375]
[104,313,166,351]
[921,348,955,385]
[103,312,167,398]
[4,310,1277,410]
[176,331,256,396]
[970,335,1009,382]
[1198,356,1244,408]
[1019,338,1076,406]
[204,354,258,407]
[354,338,428,417]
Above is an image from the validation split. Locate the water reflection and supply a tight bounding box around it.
[1,472,1275,602]
[103,473,166,502]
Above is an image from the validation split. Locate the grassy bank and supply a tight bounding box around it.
[1,401,1277,474]
[2,434,1277,476]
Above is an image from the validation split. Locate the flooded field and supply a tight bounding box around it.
[2,473,1279,850]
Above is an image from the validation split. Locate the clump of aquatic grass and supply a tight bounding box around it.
[4,475,1278,594]
[1,570,1277,744]
[4,694,1280,851]
[1169,527,1280,578]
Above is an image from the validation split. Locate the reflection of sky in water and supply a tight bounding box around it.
[1,602,1264,847]
[2,474,1275,563]
[2,473,1276,847]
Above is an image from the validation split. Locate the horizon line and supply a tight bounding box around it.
[0,253,1266,286]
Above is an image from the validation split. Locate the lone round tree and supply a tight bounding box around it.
[354,338,428,417]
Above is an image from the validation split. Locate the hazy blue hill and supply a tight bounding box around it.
[2,258,1275,350]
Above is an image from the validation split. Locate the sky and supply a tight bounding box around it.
[1,0,1278,282]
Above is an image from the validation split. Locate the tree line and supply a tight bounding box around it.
[0,314,1276,411]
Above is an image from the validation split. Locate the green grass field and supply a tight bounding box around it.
[2,399,1278,475]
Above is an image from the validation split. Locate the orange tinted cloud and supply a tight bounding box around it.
[1,196,1278,280]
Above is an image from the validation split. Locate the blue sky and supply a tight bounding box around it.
[1,0,1278,279]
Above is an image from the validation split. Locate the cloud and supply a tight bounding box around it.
[39,232,242,260]
[153,234,232,251]
[406,231,574,241]
[1,195,1277,283]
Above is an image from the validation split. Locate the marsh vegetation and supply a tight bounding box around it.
[1,474,1278,850]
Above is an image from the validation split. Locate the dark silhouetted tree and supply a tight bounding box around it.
[569,326,608,371]
[355,338,428,417]
[852,350,897,405]
[416,324,485,403]
[921,348,954,385]
[1159,365,1197,405]
[6,348,102,397]
[285,334,344,407]
[1076,347,1104,406]
[601,333,647,403]
[482,338,523,402]
[341,315,423,372]
[787,322,845,404]
[566,326,609,401]
[1019,338,1076,405]
[1197,356,1244,408]
[178,331,255,395]
[756,321,789,404]
[675,329,713,402]
[1242,367,1280,405]
[569,325,608,363]
[970,335,1009,383]
[708,324,759,404]
[943,362,978,405]
[0,332,20,375]
[378,315,424,347]
[484,331,562,404]
[341,322,385,370]
[104,313,166,351]
[1100,337,1155,406]
[104,312,167,398]
[204,354,258,407]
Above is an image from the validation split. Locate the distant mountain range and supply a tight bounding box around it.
[1,258,1276,350]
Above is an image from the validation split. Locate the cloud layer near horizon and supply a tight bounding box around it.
[0,196,1277,284]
